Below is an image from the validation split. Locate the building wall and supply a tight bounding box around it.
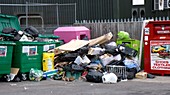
[0,0,169,26]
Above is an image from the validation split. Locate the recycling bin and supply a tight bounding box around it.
[43,41,61,52]
[116,39,142,69]
[0,14,61,80]
[144,21,170,76]
[12,42,45,74]
[0,14,21,81]
[116,39,140,53]
[54,26,90,43]
[0,41,15,79]
[38,34,61,51]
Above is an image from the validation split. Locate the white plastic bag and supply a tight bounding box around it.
[102,72,118,84]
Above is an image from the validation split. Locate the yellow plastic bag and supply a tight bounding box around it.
[42,53,55,71]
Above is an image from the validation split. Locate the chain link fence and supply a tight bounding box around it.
[0,2,76,34]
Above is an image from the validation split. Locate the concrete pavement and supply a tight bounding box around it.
[132,75,170,83]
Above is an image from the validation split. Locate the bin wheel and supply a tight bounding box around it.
[4,75,10,82]
[22,74,27,81]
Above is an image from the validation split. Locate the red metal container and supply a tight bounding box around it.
[144,21,170,76]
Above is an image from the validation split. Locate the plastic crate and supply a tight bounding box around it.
[106,65,127,80]
[116,39,140,52]
[0,41,15,77]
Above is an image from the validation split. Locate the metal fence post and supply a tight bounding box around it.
[75,3,77,23]
[26,1,28,28]
[117,0,119,32]
[56,3,59,27]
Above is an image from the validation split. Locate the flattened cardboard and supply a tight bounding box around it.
[89,32,113,46]
[88,47,105,55]
[55,40,89,51]
[10,68,19,75]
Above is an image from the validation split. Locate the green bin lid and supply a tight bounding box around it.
[0,14,21,33]
[0,33,14,37]
[38,34,59,39]
[0,41,15,45]
[15,41,47,45]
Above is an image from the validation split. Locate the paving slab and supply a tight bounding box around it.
[132,76,170,83]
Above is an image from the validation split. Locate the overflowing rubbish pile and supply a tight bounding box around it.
[0,14,155,83]
[0,27,155,83]
[49,31,155,84]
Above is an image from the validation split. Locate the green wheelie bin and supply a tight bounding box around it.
[0,41,15,81]
[38,34,61,51]
[0,14,20,81]
[12,41,45,80]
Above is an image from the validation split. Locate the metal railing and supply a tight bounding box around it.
[0,2,76,29]
[76,17,170,23]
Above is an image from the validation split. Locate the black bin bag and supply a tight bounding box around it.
[86,69,103,83]
[24,26,39,37]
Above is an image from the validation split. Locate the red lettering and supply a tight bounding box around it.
[155,60,169,64]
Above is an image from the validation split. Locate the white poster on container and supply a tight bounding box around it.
[43,45,49,51]
[22,46,29,53]
[43,44,55,51]
[22,46,37,56]
[132,0,144,5]
[28,46,37,56]
[150,40,170,70]
[49,44,55,50]
[0,46,7,57]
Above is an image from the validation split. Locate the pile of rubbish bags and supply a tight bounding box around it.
[51,32,146,84]
[0,26,58,42]
[0,29,154,83]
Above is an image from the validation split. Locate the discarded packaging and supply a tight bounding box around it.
[102,72,118,84]
[29,68,43,81]
[74,55,91,65]
[43,69,58,78]
[10,68,19,81]
[56,39,89,51]
[88,47,105,55]
[135,72,147,79]
[117,31,131,40]
[99,54,115,66]
[89,32,113,46]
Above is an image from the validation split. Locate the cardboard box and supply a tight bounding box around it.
[89,32,113,46]
[56,40,89,51]
[135,72,147,79]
